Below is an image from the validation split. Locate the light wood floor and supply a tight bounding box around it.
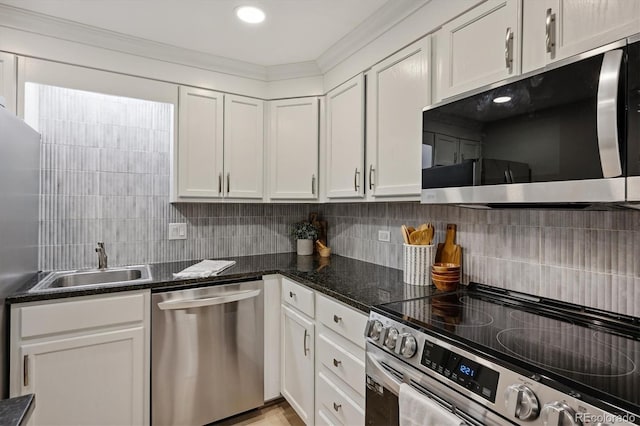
[214,400,305,426]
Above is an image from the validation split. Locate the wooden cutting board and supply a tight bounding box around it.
[435,224,462,265]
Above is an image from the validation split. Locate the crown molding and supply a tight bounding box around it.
[266,61,322,81]
[0,2,430,82]
[316,0,431,73]
[0,3,271,80]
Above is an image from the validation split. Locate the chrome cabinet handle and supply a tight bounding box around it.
[505,27,514,71]
[303,329,309,356]
[311,174,316,195]
[597,50,623,178]
[333,314,342,323]
[218,173,222,194]
[354,168,360,192]
[226,172,230,194]
[333,402,341,412]
[545,8,556,54]
[368,164,374,190]
[333,358,342,367]
[23,355,28,387]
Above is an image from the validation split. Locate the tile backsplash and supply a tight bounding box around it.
[325,203,640,317]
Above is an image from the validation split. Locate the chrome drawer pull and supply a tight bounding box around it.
[333,314,342,323]
[333,358,342,367]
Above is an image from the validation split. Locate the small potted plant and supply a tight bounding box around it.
[291,221,318,256]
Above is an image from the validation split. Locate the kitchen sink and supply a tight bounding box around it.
[30,265,152,292]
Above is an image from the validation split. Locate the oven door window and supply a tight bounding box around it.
[422,50,624,189]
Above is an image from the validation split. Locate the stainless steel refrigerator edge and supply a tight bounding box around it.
[151,280,264,425]
[0,103,40,398]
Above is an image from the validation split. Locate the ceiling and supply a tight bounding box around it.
[0,0,403,68]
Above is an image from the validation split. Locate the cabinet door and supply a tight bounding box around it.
[434,0,520,101]
[326,74,364,199]
[224,94,264,199]
[522,0,640,73]
[459,139,481,162]
[0,52,16,114]
[177,86,224,199]
[281,305,314,425]
[368,38,430,198]
[269,98,319,200]
[434,134,459,166]
[19,327,146,426]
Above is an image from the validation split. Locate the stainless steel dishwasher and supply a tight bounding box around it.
[151,279,264,426]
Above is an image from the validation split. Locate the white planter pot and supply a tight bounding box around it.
[296,239,314,256]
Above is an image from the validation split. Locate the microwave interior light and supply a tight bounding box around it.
[493,96,512,104]
[236,6,265,24]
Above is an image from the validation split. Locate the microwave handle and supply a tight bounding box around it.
[596,49,623,178]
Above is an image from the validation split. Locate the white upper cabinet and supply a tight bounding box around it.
[522,0,640,73]
[0,52,17,114]
[176,86,224,199]
[433,0,520,102]
[367,37,430,199]
[268,97,319,200]
[224,94,264,199]
[326,74,365,199]
[175,87,265,201]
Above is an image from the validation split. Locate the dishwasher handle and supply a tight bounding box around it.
[157,289,261,310]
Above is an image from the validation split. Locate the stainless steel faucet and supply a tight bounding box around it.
[95,242,108,269]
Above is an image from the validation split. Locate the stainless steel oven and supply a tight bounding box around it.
[364,287,639,426]
[422,35,640,206]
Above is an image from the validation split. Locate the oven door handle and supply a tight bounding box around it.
[367,351,477,426]
[596,49,623,178]
[366,352,402,394]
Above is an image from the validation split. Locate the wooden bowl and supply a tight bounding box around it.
[432,277,459,292]
[431,274,460,282]
[432,262,461,273]
[431,268,460,277]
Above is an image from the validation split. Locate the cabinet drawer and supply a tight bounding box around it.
[317,295,367,348]
[317,408,341,426]
[19,292,146,338]
[317,371,364,426]
[317,332,365,397]
[281,278,314,318]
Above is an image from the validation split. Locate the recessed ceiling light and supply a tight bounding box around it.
[493,96,512,104]
[236,6,265,24]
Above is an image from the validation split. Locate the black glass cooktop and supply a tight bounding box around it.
[374,285,640,413]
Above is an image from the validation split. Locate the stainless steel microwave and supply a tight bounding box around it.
[421,34,640,207]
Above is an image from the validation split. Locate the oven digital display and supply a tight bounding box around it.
[421,340,499,403]
[459,363,476,377]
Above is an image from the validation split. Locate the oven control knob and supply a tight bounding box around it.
[366,320,384,341]
[504,384,540,421]
[397,333,417,358]
[384,328,399,350]
[541,401,581,426]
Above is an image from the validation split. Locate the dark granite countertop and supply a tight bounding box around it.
[0,394,34,426]
[7,253,437,313]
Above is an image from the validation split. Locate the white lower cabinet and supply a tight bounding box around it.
[281,302,315,425]
[10,291,150,426]
[279,278,366,426]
